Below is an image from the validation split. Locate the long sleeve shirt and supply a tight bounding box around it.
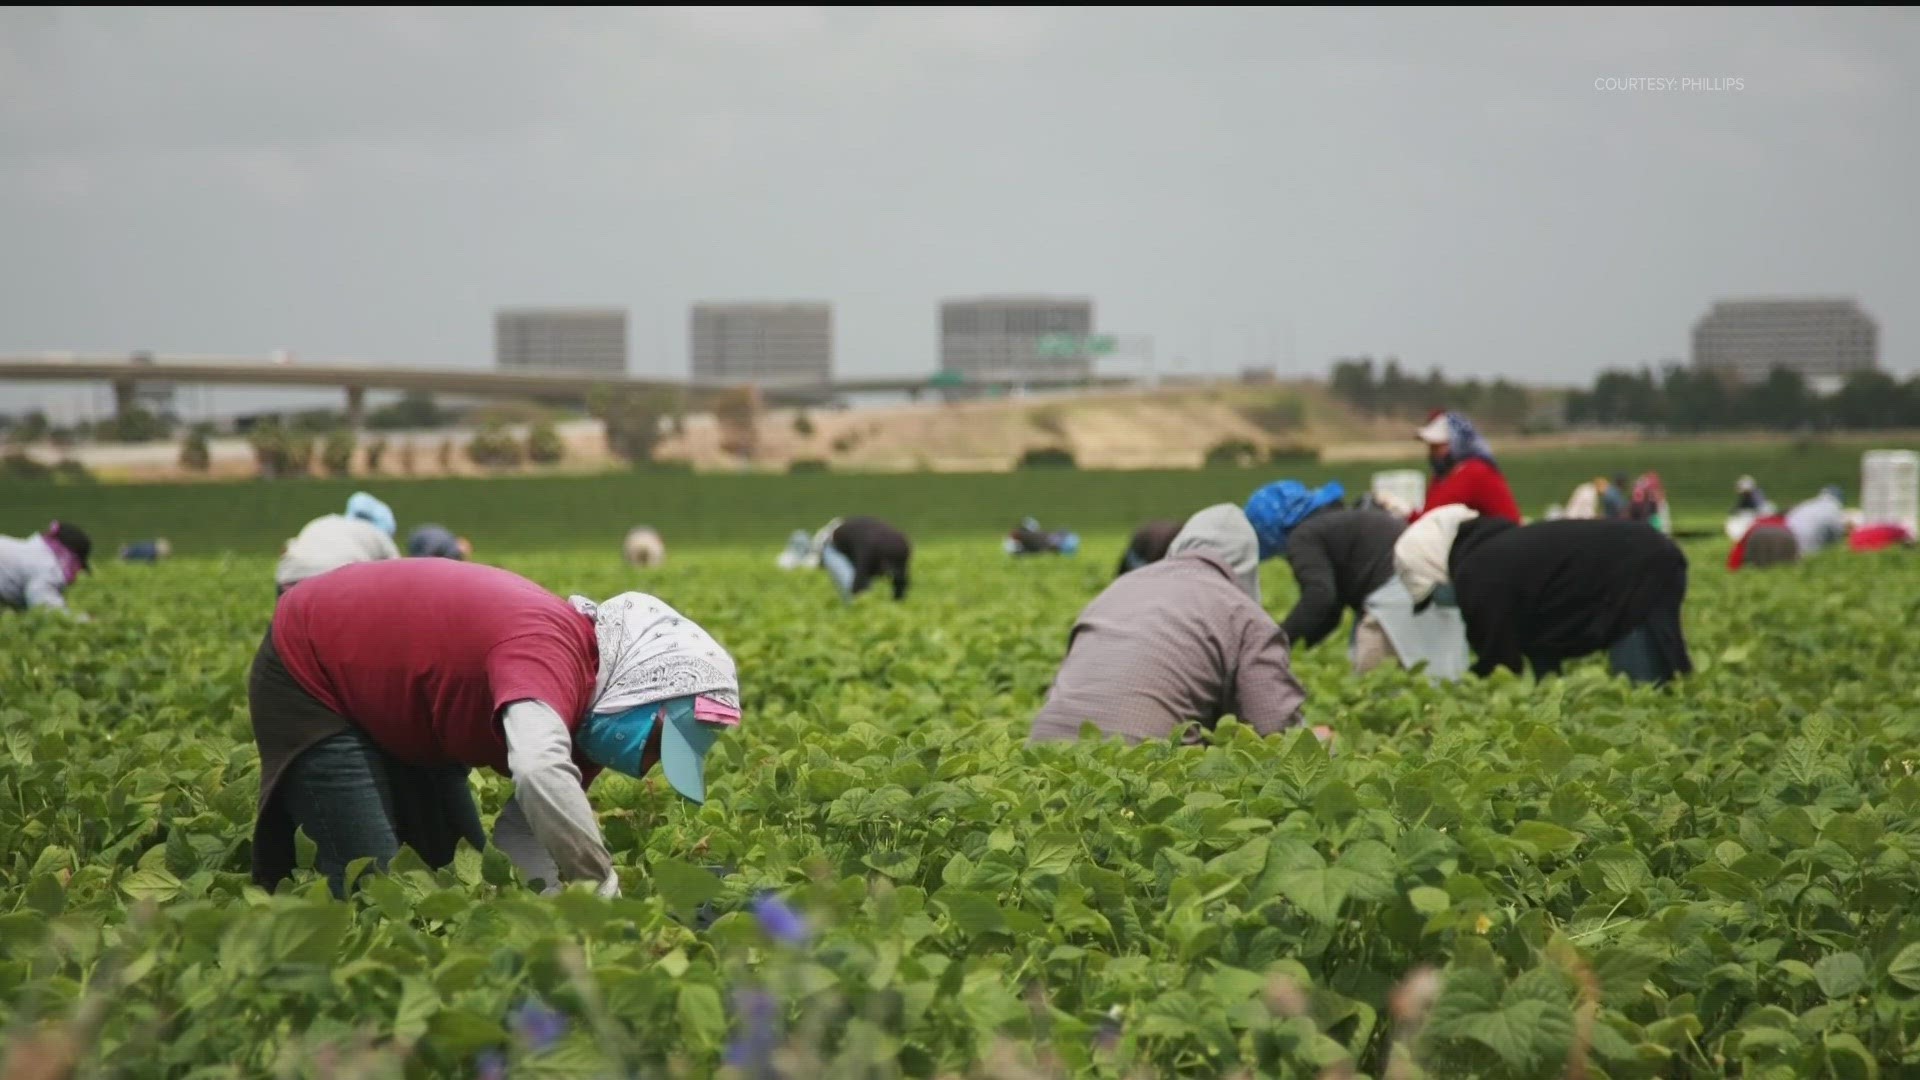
[1030,552,1306,745]
[1279,507,1404,649]
[497,700,618,896]
[0,534,71,611]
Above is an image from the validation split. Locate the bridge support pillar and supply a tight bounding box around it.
[345,385,366,429]
[112,379,136,420]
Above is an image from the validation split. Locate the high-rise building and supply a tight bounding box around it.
[1692,298,1877,386]
[494,308,627,376]
[940,296,1095,380]
[689,302,832,386]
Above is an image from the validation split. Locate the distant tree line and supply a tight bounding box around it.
[1327,357,1536,427]
[1564,365,1920,431]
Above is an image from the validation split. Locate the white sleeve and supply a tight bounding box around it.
[499,700,616,891]
[23,574,68,612]
[491,794,561,891]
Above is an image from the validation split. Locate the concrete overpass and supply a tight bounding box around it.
[0,352,1137,423]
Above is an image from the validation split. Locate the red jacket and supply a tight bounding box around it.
[1418,458,1521,524]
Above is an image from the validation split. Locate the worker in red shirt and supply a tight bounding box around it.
[1413,410,1521,524]
[248,559,741,898]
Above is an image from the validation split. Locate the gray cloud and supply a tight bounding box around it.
[1,6,1915,419]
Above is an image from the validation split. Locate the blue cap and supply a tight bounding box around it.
[345,492,396,537]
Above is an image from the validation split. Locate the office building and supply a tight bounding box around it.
[689,302,832,385]
[494,308,627,376]
[1692,298,1877,386]
[940,296,1095,380]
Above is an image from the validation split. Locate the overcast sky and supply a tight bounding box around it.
[2,7,1916,417]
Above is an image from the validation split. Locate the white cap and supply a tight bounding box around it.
[1415,415,1451,445]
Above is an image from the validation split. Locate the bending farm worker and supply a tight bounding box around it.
[1394,506,1693,686]
[0,520,92,615]
[1005,518,1080,557]
[1630,472,1671,533]
[1246,479,1469,680]
[819,516,911,601]
[1030,504,1320,746]
[119,538,172,563]
[1413,410,1520,523]
[623,526,666,568]
[1785,486,1849,557]
[408,524,471,561]
[776,530,815,571]
[1728,513,1798,571]
[1563,480,1601,521]
[1114,519,1182,577]
[1600,474,1629,520]
[248,559,740,898]
[275,491,400,595]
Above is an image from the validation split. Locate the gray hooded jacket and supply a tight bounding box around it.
[1029,504,1305,745]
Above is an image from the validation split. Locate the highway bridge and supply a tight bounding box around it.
[0,352,1137,422]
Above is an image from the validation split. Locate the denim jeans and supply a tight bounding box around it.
[277,728,485,897]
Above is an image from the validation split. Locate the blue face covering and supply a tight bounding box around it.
[576,706,659,778]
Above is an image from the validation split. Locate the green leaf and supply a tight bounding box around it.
[1813,952,1867,999]
[677,984,728,1049]
[649,859,722,918]
[1456,1001,1556,1070]
[1886,941,1920,992]
[393,977,439,1044]
[1024,831,1079,878]
[937,890,1006,937]
[119,867,183,903]
[1510,820,1581,857]
[1408,886,1451,915]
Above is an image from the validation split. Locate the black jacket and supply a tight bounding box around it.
[1279,506,1404,648]
[1451,518,1691,678]
[831,516,912,599]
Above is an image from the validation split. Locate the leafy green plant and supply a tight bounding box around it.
[321,429,356,477]
[178,426,212,473]
[467,425,524,471]
[1017,447,1077,470]
[7,520,1920,1076]
[527,421,566,467]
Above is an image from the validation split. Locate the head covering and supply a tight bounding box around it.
[1166,504,1262,602]
[1632,472,1666,505]
[1736,476,1756,493]
[44,521,91,576]
[1393,505,1480,604]
[344,492,396,537]
[568,592,740,804]
[1821,484,1844,503]
[1416,411,1496,472]
[408,524,465,559]
[1244,479,1347,560]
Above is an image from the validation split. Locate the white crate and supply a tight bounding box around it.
[1862,450,1919,534]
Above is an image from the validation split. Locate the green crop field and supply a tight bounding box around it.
[4,453,1920,1078]
[2,436,1910,554]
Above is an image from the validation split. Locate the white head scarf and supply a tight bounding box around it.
[1393,504,1480,604]
[1166,504,1262,602]
[569,592,740,713]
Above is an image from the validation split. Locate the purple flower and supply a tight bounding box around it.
[476,1050,509,1080]
[509,1000,568,1052]
[726,989,781,1077]
[751,894,811,946]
